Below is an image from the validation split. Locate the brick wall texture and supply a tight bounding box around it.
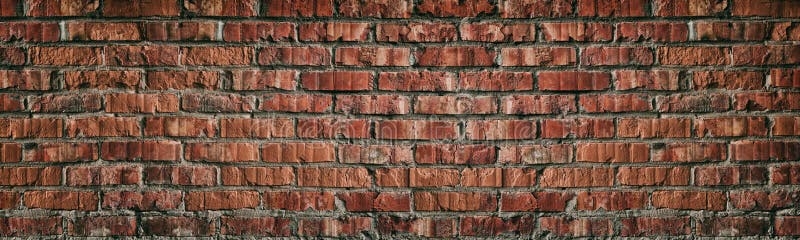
[0,0,799,238]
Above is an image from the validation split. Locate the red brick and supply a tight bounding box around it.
[338,192,410,212]
[223,21,294,42]
[538,71,611,91]
[262,0,333,17]
[221,166,294,186]
[416,144,495,165]
[615,70,680,90]
[417,0,493,17]
[460,71,534,91]
[27,0,99,16]
[693,70,763,90]
[695,21,768,41]
[338,0,411,18]
[0,143,21,163]
[501,95,576,115]
[730,190,800,210]
[0,22,59,42]
[540,167,614,187]
[731,0,800,17]
[576,191,648,210]
[0,70,52,90]
[0,191,19,209]
[263,191,334,211]
[735,92,800,111]
[618,166,690,186]
[185,191,260,210]
[298,217,372,237]
[501,192,573,212]
[408,168,458,187]
[578,0,646,16]
[651,191,726,210]
[141,217,215,237]
[541,118,614,139]
[695,116,767,137]
[502,47,575,66]
[658,46,730,65]
[29,94,101,113]
[0,217,62,236]
[376,167,409,187]
[231,70,295,90]
[30,46,101,65]
[301,71,372,91]
[64,70,139,90]
[300,22,369,42]
[220,217,291,236]
[539,217,613,237]
[771,164,800,185]
[24,142,97,162]
[731,140,800,161]
[67,22,141,41]
[732,45,800,65]
[297,167,371,187]
[185,142,258,162]
[377,23,456,42]
[580,94,652,113]
[618,118,692,138]
[336,47,411,67]
[697,217,769,236]
[541,22,611,42]
[461,23,535,42]
[297,118,369,139]
[24,191,97,210]
[0,94,22,112]
[104,0,178,16]
[260,94,331,113]
[695,166,767,186]
[144,166,217,186]
[105,45,179,66]
[0,167,61,186]
[0,118,63,139]
[339,144,413,164]
[184,0,256,16]
[415,95,495,115]
[414,192,496,211]
[144,117,217,137]
[617,22,689,42]
[66,117,140,137]
[460,216,535,236]
[498,168,537,187]
[775,217,800,236]
[102,191,182,211]
[379,71,457,91]
[68,216,136,237]
[377,120,458,140]
[259,47,330,66]
[771,68,800,88]
[774,116,800,136]
[106,93,179,113]
[219,118,293,138]
[416,47,494,66]
[0,0,20,17]
[656,93,730,112]
[772,22,800,41]
[653,142,727,162]
[182,46,253,65]
[581,46,653,66]
[66,165,140,186]
[466,120,535,140]
[653,0,727,16]
[261,142,334,163]
[498,144,573,164]
[146,71,219,90]
[337,95,410,114]
[378,216,456,237]
[577,143,648,162]
[182,93,255,113]
[145,21,219,41]
[499,0,574,18]
[621,217,691,237]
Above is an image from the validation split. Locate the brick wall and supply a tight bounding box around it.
[0,0,799,238]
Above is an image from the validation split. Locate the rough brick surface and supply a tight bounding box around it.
[1,0,798,238]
